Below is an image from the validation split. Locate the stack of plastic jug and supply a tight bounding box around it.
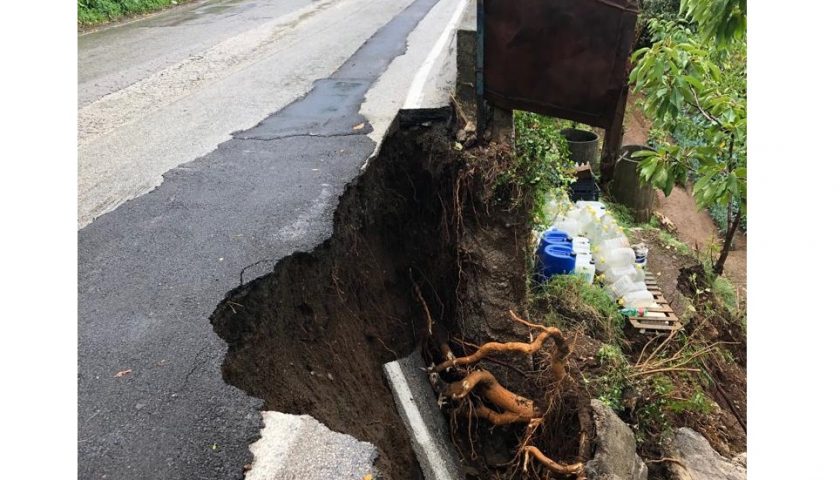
[542,196,664,318]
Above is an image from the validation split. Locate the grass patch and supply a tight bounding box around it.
[79,0,183,27]
[712,275,738,313]
[594,344,630,410]
[601,201,637,230]
[532,274,624,343]
[602,199,662,232]
[657,230,693,257]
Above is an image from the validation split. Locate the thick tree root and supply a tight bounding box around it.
[471,404,534,425]
[446,369,539,422]
[431,310,586,477]
[434,310,571,381]
[523,445,585,477]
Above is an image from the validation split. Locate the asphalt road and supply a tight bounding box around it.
[78,0,465,478]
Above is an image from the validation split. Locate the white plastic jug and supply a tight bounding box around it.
[594,254,610,273]
[573,236,590,249]
[600,236,630,250]
[631,264,646,282]
[575,264,596,284]
[575,253,593,268]
[606,248,636,269]
[612,276,647,297]
[572,237,591,255]
[605,265,637,284]
[578,213,600,237]
[576,201,607,217]
[553,218,581,237]
[566,207,584,220]
[623,290,654,308]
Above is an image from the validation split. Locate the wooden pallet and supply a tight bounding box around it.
[627,273,683,333]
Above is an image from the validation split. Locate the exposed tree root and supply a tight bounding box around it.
[523,445,585,477]
[445,369,539,421]
[412,276,434,337]
[471,404,535,425]
[430,310,588,478]
[434,310,571,380]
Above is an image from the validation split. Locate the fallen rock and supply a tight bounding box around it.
[664,427,746,480]
[585,399,648,480]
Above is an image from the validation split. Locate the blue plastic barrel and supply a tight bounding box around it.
[538,244,576,279]
[538,229,572,255]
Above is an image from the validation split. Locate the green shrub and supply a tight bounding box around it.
[79,0,176,26]
[597,344,627,367]
[511,111,575,223]
[668,390,715,415]
[636,0,683,48]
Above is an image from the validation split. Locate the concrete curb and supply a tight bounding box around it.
[384,350,464,480]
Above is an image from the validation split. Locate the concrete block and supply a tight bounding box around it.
[384,350,464,480]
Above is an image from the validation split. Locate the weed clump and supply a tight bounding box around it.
[532,275,624,344]
[79,0,179,27]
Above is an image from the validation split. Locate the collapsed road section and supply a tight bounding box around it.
[210,114,537,479]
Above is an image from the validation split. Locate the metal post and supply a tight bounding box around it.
[475,0,488,138]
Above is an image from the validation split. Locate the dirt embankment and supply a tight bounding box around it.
[210,117,536,479]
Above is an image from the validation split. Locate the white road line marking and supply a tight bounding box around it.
[402,0,470,109]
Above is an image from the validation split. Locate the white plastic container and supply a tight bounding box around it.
[553,218,581,237]
[623,290,655,308]
[605,265,637,283]
[611,276,647,297]
[578,214,600,237]
[630,264,646,282]
[611,275,634,293]
[576,201,607,218]
[575,264,596,284]
[594,254,610,273]
[632,243,649,268]
[573,236,590,249]
[606,248,636,269]
[572,238,591,255]
[600,236,630,250]
[566,207,585,221]
[575,253,593,268]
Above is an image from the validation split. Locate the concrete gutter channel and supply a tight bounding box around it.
[79,0,474,478]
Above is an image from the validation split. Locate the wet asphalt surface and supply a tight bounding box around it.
[78,0,441,478]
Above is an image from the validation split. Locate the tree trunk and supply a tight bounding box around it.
[713,209,741,276]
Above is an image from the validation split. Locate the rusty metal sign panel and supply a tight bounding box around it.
[480,0,640,129]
